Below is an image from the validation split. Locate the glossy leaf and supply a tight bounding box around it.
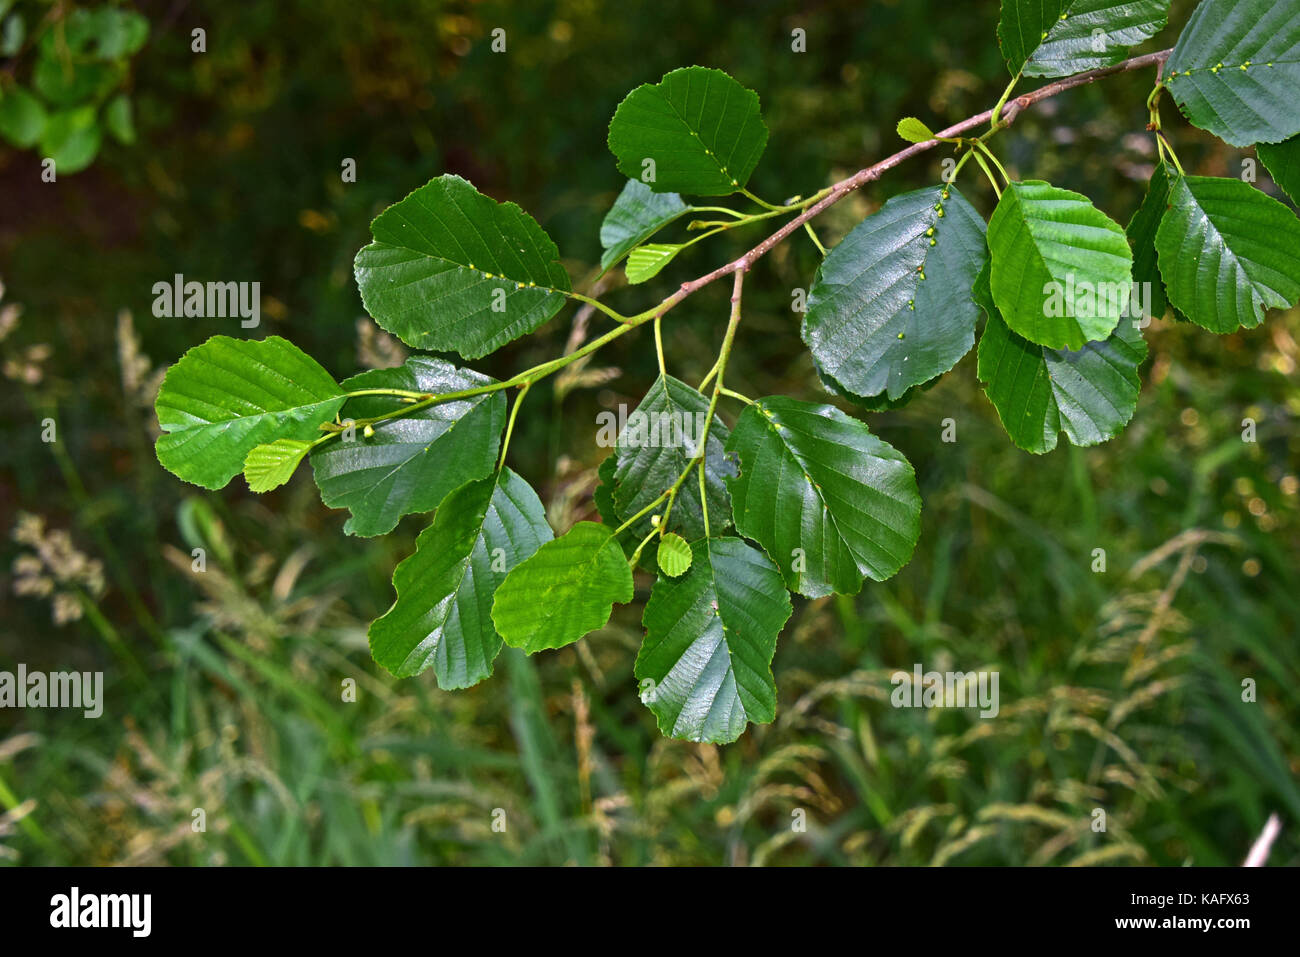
[612,374,734,541]
[1154,174,1300,332]
[975,263,1147,453]
[492,522,634,653]
[804,185,987,401]
[998,0,1169,77]
[1165,0,1300,147]
[725,397,921,598]
[369,468,553,688]
[155,336,346,491]
[987,180,1133,350]
[353,174,572,358]
[636,537,792,743]
[310,357,505,536]
[243,439,312,492]
[599,179,689,272]
[0,87,46,149]
[607,66,768,196]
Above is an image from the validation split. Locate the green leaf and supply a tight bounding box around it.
[975,262,1147,454]
[725,397,921,598]
[155,336,346,491]
[369,468,553,688]
[353,174,572,359]
[104,93,135,145]
[636,537,792,743]
[492,522,634,653]
[804,184,987,401]
[0,87,46,149]
[310,357,505,537]
[1258,136,1300,203]
[1154,174,1300,333]
[612,374,734,541]
[624,243,683,284]
[607,66,768,196]
[32,49,122,107]
[40,107,101,175]
[1126,161,1171,320]
[896,117,935,143]
[243,439,312,492]
[998,0,1169,78]
[1165,0,1300,147]
[987,180,1133,350]
[655,532,692,577]
[599,179,689,273]
[0,13,24,58]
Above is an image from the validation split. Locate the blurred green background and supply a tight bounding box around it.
[1,0,1297,865]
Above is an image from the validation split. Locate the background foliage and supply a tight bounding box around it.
[1,0,1298,865]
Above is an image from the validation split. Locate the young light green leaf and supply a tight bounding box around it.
[1126,161,1171,320]
[896,117,935,143]
[803,184,987,402]
[0,87,46,149]
[998,0,1169,78]
[1154,174,1300,333]
[1258,136,1300,203]
[353,174,572,359]
[310,357,505,536]
[725,397,921,598]
[975,262,1147,454]
[491,521,634,653]
[612,374,734,541]
[369,468,553,688]
[243,439,313,492]
[636,537,792,743]
[599,179,689,273]
[1165,0,1300,147]
[655,532,692,577]
[607,66,768,196]
[987,180,1133,350]
[625,243,684,284]
[155,336,346,491]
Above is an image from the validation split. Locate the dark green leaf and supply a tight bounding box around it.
[804,185,987,401]
[1126,161,1171,320]
[725,397,921,598]
[998,0,1169,78]
[353,174,572,358]
[607,66,768,196]
[599,179,689,273]
[369,468,553,688]
[492,522,634,653]
[1258,136,1300,203]
[636,537,792,743]
[1154,174,1300,332]
[155,336,346,491]
[1165,0,1300,146]
[310,357,505,536]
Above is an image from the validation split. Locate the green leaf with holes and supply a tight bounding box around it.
[369,468,553,688]
[625,243,684,284]
[656,532,693,577]
[612,374,734,541]
[1165,0,1300,147]
[1258,136,1300,203]
[804,184,987,402]
[1154,174,1300,333]
[310,357,505,536]
[155,336,346,491]
[243,439,312,492]
[997,0,1169,77]
[725,397,921,598]
[1126,161,1172,321]
[599,179,690,273]
[607,66,768,196]
[492,522,634,653]
[987,181,1133,350]
[637,537,792,744]
[353,174,572,359]
[975,262,1147,453]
